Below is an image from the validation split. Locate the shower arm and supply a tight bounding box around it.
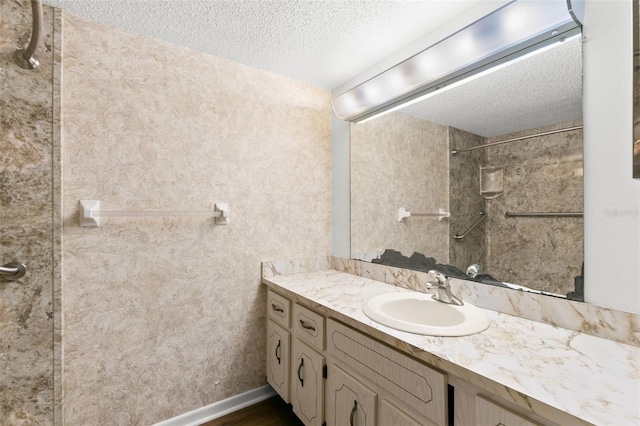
[14,0,43,69]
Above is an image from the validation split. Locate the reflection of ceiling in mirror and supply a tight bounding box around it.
[401,37,582,138]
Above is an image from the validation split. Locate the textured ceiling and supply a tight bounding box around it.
[42,0,485,89]
[40,0,582,135]
[401,36,583,138]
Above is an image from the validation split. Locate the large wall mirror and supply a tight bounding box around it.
[350,35,584,299]
[634,0,639,178]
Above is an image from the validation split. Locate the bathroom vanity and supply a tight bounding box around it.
[263,263,639,426]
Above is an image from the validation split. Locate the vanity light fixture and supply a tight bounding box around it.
[332,0,584,123]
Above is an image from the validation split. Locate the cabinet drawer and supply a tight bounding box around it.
[475,395,542,426]
[327,319,447,426]
[293,303,325,351]
[267,290,291,328]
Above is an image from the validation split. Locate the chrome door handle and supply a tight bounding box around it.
[0,262,27,281]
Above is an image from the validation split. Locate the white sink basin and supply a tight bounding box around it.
[362,292,490,336]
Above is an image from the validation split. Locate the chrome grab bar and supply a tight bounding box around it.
[454,211,486,241]
[505,211,583,217]
[1,262,27,281]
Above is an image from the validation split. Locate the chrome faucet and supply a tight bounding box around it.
[427,270,464,306]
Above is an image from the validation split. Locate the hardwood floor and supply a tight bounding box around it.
[201,396,304,426]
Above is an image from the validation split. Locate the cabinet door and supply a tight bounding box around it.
[475,395,542,426]
[266,320,290,403]
[291,339,325,426]
[325,365,376,426]
[379,399,428,426]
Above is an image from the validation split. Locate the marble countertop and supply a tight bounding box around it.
[263,269,640,426]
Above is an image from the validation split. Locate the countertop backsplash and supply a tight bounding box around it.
[263,256,639,347]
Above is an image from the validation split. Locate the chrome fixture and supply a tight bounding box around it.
[14,0,43,69]
[454,211,486,241]
[466,264,481,278]
[1,262,27,281]
[451,125,583,155]
[332,0,584,123]
[504,211,583,217]
[427,270,463,306]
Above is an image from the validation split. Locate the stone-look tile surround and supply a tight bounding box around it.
[1,1,62,424]
[262,268,640,426]
[264,257,639,347]
[448,127,486,269]
[350,112,449,261]
[485,120,584,295]
[62,14,331,425]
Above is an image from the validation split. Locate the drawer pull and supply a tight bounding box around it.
[299,319,316,332]
[271,303,284,313]
[275,340,281,365]
[297,358,304,387]
[350,400,358,426]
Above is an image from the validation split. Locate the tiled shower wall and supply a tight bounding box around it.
[61,13,331,425]
[350,111,582,296]
[350,111,449,261]
[1,1,61,424]
[484,120,584,295]
[448,127,487,270]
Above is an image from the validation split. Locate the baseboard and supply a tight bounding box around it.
[153,385,277,426]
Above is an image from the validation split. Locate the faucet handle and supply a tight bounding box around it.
[427,270,448,287]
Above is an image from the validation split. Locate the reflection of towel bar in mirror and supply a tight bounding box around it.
[397,207,450,222]
[451,125,583,155]
[454,211,486,241]
[78,200,229,227]
[505,211,583,218]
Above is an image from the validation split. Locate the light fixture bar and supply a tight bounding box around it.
[332,0,584,123]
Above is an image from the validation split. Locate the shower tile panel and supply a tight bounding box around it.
[485,121,583,295]
[0,2,60,424]
[448,127,487,271]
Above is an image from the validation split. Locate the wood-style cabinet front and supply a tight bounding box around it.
[266,320,290,403]
[291,338,325,426]
[325,365,377,426]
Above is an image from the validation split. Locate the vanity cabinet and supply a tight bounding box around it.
[267,289,445,426]
[266,288,561,426]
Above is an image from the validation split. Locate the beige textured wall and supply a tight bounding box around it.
[350,112,449,262]
[0,2,61,424]
[61,14,331,424]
